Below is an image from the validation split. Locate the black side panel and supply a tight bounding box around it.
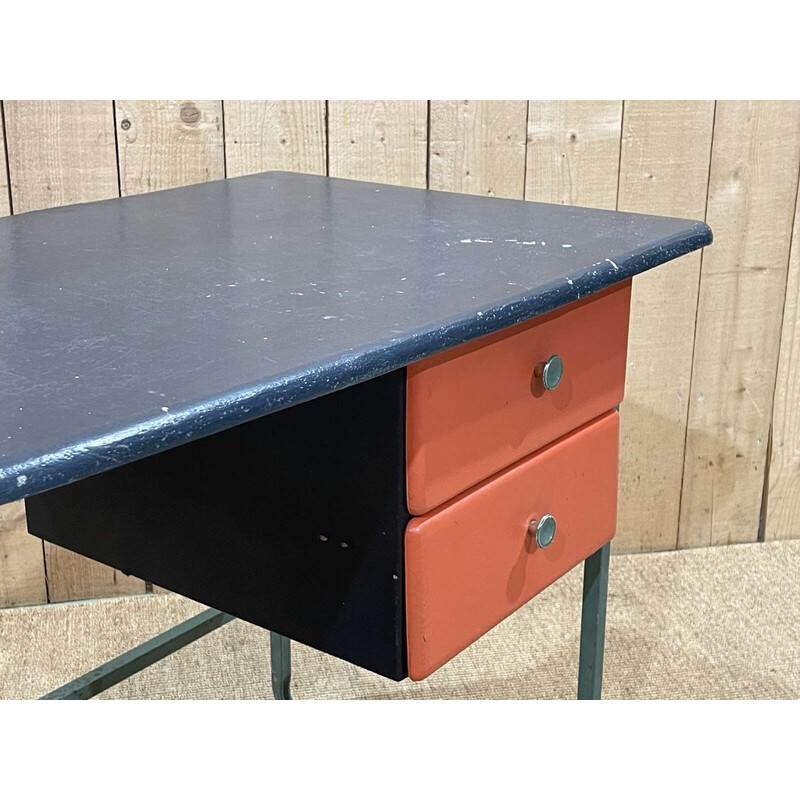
[26,369,410,680]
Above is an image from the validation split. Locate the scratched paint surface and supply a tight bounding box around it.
[0,171,710,503]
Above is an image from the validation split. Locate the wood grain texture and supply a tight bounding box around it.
[0,501,46,606]
[0,106,9,216]
[116,100,224,195]
[328,101,427,187]
[679,101,800,548]
[4,100,145,600]
[525,101,623,209]
[43,543,145,603]
[224,101,326,178]
[615,101,715,552]
[0,111,47,605]
[428,101,527,199]
[766,184,800,539]
[4,101,119,213]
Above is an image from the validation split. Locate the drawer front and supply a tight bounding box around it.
[406,281,630,515]
[405,410,619,681]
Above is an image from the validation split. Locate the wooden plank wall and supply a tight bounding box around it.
[680,103,800,547]
[0,100,799,607]
[0,104,47,607]
[2,101,145,603]
[616,101,715,551]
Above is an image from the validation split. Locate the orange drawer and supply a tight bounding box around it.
[405,410,619,681]
[406,280,630,515]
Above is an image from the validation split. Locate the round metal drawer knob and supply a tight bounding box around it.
[529,514,557,548]
[541,354,564,391]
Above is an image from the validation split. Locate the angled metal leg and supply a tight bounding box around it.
[40,608,234,700]
[577,542,610,700]
[270,632,293,700]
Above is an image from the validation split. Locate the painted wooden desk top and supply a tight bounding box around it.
[0,171,711,504]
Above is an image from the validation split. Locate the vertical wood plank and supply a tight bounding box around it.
[766,186,800,539]
[328,101,427,187]
[525,101,622,209]
[428,101,528,199]
[679,101,800,548]
[116,100,224,195]
[0,105,48,606]
[615,101,716,552]
[4,100,119,213]
[0,105,9,216]
[224,101,326,178]
[4,100,145,601]
[0,501,46,607]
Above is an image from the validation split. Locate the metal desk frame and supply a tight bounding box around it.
[39,543,609,701]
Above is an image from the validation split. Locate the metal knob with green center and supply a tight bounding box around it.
[529,514,557,548]
[540,354,564,391]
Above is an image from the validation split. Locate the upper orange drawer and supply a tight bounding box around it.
[406,410,619,681]
[406,280,631,514]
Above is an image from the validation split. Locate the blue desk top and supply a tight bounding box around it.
[0,171,711,504]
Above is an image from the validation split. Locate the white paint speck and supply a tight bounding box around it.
[605,258,619,270]
[323,315,338,320]
[161,406,170,413]
[16,475,27,487]
[460,238,473,244]
[437,272,446,277]
[562,244,573,248]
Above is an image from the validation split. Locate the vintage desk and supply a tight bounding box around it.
[0,172,711,699]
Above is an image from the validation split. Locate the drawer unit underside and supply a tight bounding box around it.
[26,369,411,681]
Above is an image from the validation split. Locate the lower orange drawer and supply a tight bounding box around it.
[405,410,619,681]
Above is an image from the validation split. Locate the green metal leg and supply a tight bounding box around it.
[40,608,234,700]
[270,632,293,700]
[577,542,610,700]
